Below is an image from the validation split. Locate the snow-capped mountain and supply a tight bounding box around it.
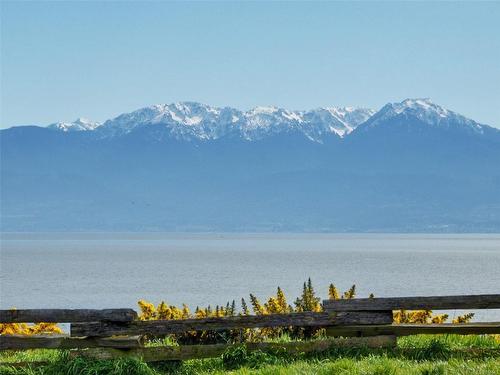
[300,106,375,140]
[97,102,241,140]
[356,98,488,135]
[48,118,101,132]
[48,102,375,142]
[44,99,497,143]
[2,98,500,232]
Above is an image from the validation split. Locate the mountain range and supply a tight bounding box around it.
[2,98,500,232]
[48,102,376,140]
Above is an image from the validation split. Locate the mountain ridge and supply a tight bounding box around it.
[9,98,497,143]
[91,102,376,142]
[1,98,499,232]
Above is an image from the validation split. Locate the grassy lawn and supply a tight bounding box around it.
[0,335,499,375]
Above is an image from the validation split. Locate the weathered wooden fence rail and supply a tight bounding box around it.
[0,335,143,350]
[0,309,137,323]
[70,310,392,337]
[323,294,500,311]
[71,336,397,362]
[1,294,499,364]
[325,322,500,337]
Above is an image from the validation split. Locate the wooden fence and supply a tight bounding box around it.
[1,294,500,364]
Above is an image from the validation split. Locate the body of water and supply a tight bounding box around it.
[1,233,499,321]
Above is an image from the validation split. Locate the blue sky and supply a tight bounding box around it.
[1,1,499,128]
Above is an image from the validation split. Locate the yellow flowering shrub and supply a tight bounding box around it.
[452,313,474,324]
[0,308,64,336]
[137,278,475,344]
[2,280,474,341]
[393,309,450,324]
[0,322,62,335]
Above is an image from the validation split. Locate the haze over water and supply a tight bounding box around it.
[1,233,499,321]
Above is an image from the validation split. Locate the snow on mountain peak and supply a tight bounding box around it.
[43,99,496,140]
[90,102,374,142]
[300,106,376,137]
[48,118,101,132]
[360,98,486,134]
[393,98,449,118]
[250,106,279,115]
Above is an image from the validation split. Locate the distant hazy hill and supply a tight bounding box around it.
[2,99,500,232]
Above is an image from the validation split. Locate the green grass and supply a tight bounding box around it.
[1,335,499,375]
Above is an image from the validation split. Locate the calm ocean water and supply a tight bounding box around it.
[1,233,499,321]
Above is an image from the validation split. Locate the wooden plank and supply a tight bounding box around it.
[71,335,397,362]
[71,311,392,337]
[326,322,500,337]
[0,309,137,323]
[323,294,500,312]
[0,334,143,350]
